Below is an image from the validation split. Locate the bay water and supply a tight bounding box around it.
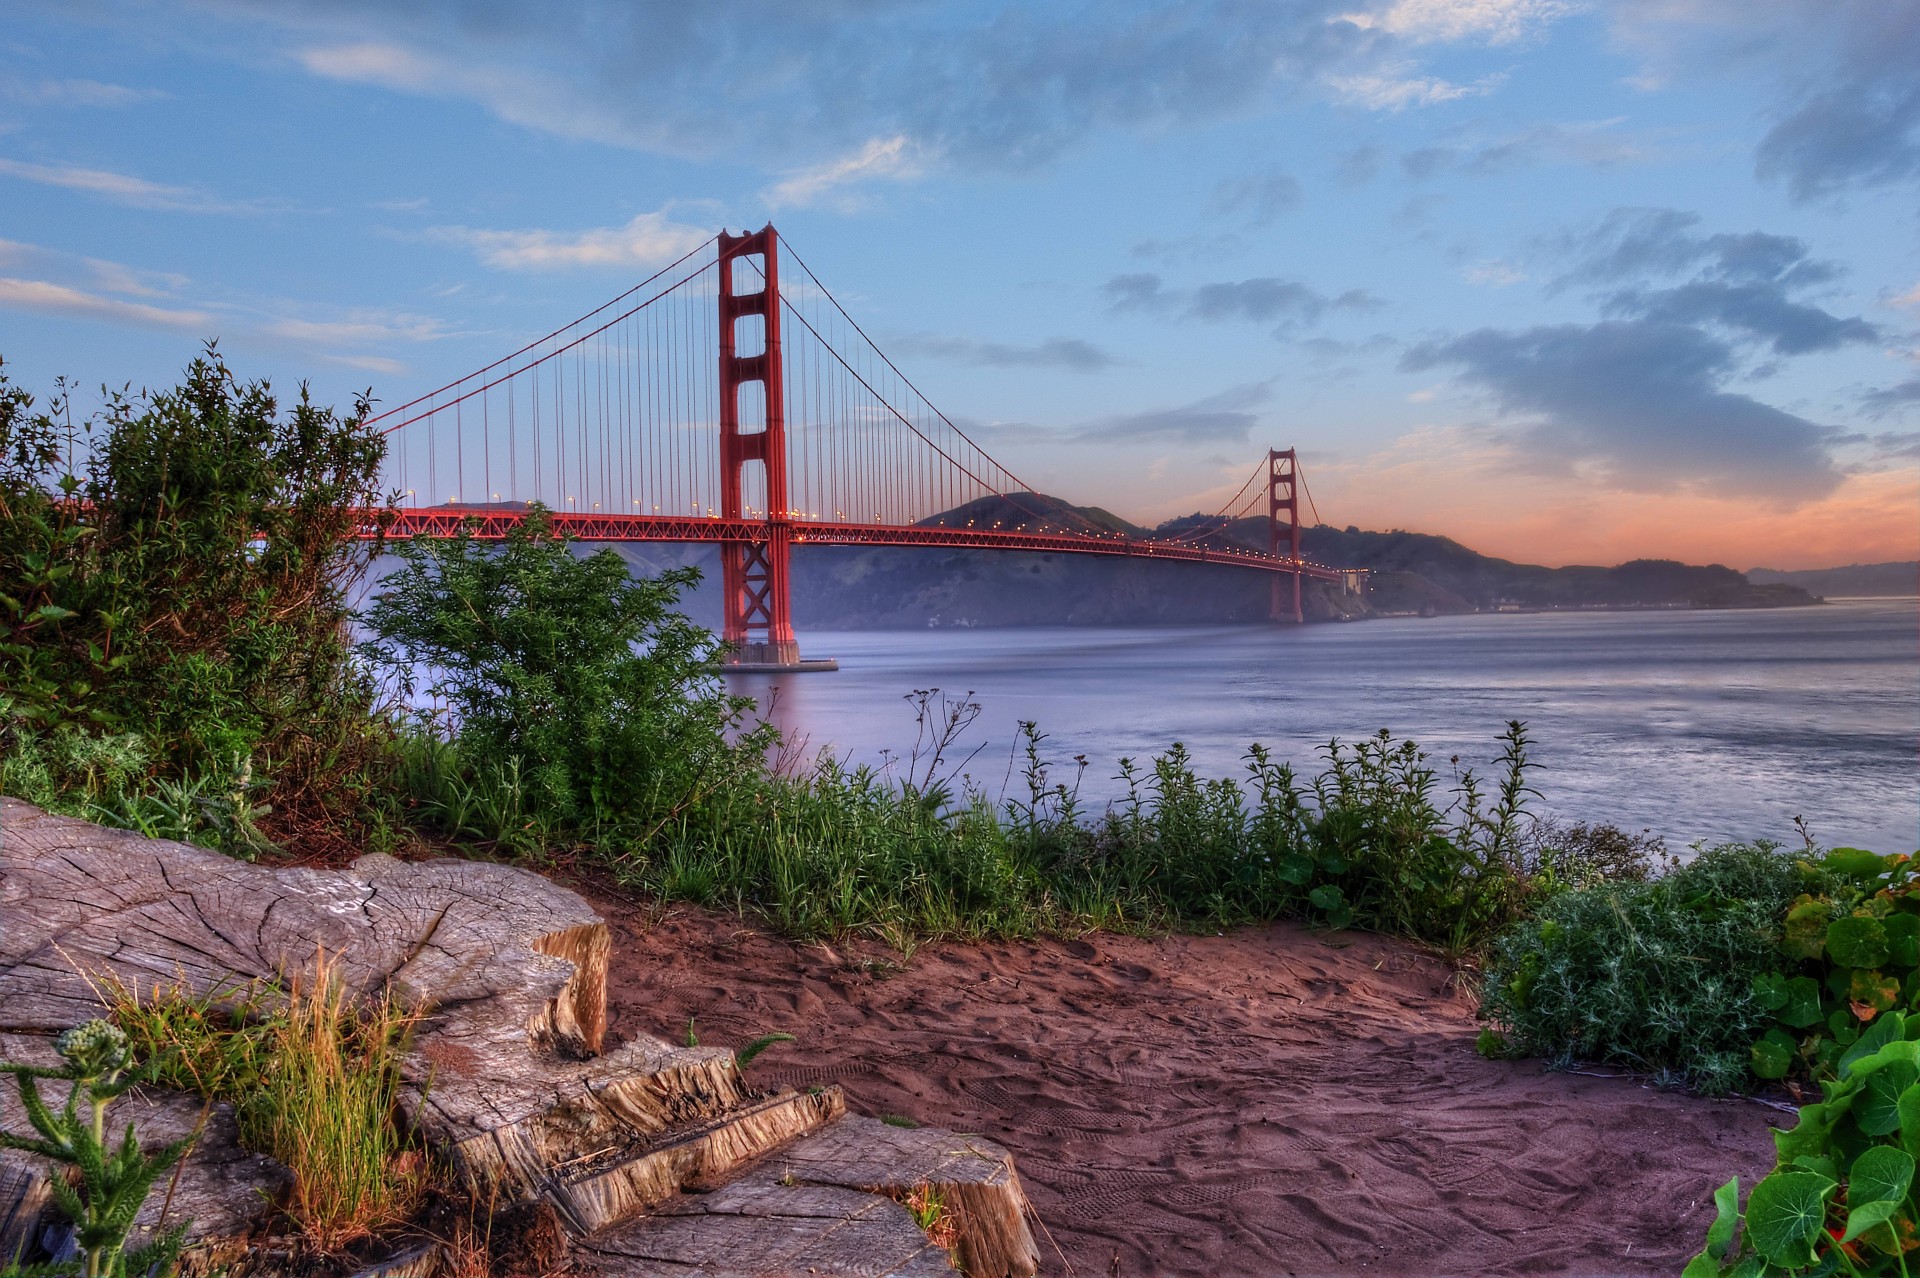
[726,598,1919,853]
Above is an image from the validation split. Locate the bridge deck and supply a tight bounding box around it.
[376,509,1347,582]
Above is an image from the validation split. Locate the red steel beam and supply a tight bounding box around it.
[371,508,1349,582]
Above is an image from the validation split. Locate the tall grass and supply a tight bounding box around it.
[108,953,424,1251]
[590,712,1567,959]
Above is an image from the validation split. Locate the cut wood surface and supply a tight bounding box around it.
[0,800,1043,1275]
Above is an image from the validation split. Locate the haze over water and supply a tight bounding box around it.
[730,599,1919,854]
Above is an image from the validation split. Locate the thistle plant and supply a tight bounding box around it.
[0,1020,190,1278]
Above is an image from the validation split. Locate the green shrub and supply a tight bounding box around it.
[1686,1009,1920,1276]
[1479,842,1807,1094]
[361,505,776,840]
[0,349,391,846]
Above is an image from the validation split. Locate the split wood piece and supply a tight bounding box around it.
[0,1086,291,1272]
[761,1116,1040,1278]
[403,1033,749,1198]
[0,798,606,1061]
[547,1087,845,1236]
[578,1176,956,1278]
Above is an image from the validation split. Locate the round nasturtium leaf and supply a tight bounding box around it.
[1308,884,1345,913]
[1857,1062,1920,1136]
[1848,1145,1916,1205]
[1885,913,1920,969]
[1752,1030,1797,1081]
[1852,968,1902,1019]
[1752,971,1789,1012]
[1743,1171,1833,1267]
[1827,847,1891,881]
[1784,899,1832,960]
[1780,976,1825,1029]
[1275,852,1314,885]
[1830,915,1892,970]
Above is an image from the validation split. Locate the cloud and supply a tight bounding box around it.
[1341,0,1584,45]
[1861,379,1920,420]
[1400,119,1653,177]
[1888,282,1920,310]
[1464,260,1527,286]
[1,79,165,108]
[230,0,1388,173]
[1068,381,1272,444]
[1105,272,1380,331]
[0,157,276,214]
[1606,2,1920,201]
[430,210,711,271]
[1402,319,1845,501]
[0,277,211,331]
[1604,281,1878,356]
[1209,168,1303,224]
[1328,68,1504,110]
[763,135,923,208]
[888,333,1118,372]
[263,314,446,345]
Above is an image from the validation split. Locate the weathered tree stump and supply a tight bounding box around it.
[0,798,1039,1276]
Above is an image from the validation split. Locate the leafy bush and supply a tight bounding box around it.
[1752,849,1920,1084]
[1687,1009,1920,1276]
[1479,842,1808,1094]
[0,349,391,847]
[361,504,775,842]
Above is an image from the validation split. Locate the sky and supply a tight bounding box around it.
[2,0,1917,570]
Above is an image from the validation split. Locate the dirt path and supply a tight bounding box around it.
[591,899,1779,1277]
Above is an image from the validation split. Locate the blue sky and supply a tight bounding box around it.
[2,0,1917,568]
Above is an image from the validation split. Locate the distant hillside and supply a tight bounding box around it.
[599,494,1818,628]
[1747,562,1918,597]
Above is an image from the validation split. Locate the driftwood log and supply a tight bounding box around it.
[0,798,1039,1276]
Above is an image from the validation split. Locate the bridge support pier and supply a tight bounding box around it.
[1268,448,1304,624]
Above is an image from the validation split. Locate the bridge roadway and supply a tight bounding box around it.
[377,508,1348,583]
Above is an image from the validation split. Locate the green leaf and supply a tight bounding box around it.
[1275,852,1314,885]
[1752,971,1789,1012]
[1829,914,1892,969]
[1900,1082,1920,1157]
[1841,1012,1907,1077]
[1780,976,1826,1029]
[1741,1171,1832,1267]
[1308,884,1345,911]
[1784,898,1832,960]
[1886,913,1920,969]
[1826,847,1893,881]
[1848,1145,1915,1205]
[1857,1062,1920,1136]
[1752,1030,1795,1081]
[1839,1196,1901,1244]
[1704,1176,1741,1259]
[1680,1253,1721,1278]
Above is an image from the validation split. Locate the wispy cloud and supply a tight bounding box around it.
[0,157,280,214]
[1,79,166,108]
[888,332,1118,372]
[1106,272,1380,332]
[1340,0,1584,44]
[0,277,210,331]
[1327,68,1506,110]
[1069,381,1273,444]
[764,135,924,209]
[429,210,710,271]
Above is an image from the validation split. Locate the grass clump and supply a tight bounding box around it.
[1478,842,1811,1094]
[108,954,423,1251]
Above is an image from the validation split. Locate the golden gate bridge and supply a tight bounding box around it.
[365,226,1353,669]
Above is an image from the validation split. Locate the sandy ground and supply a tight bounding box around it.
[590,898,1781,1278]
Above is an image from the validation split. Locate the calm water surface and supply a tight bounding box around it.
[726,599,1920,852]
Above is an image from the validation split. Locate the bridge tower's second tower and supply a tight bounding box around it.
[717,227,802,667]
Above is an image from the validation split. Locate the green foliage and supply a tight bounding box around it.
[734,1033,796,1070]
[0,349,391,847]
[1686,1009,1920,1276]
[1479,842,1808,1094]
[361,504,776,840]
[0,1021,190,1278]
[1750,850,1920,1084]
